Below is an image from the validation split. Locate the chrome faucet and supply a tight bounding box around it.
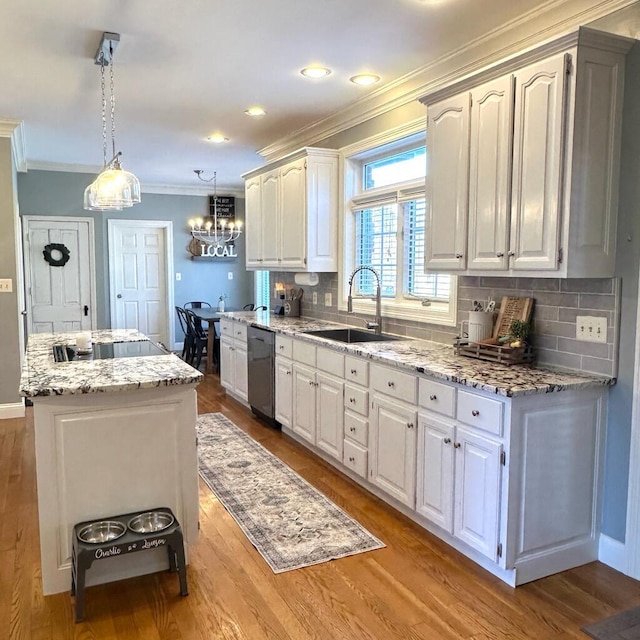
[347,265,382,334]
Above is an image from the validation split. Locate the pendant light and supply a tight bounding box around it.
[84,32,141,211]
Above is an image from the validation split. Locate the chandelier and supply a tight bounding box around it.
[83,32,141,211]
[188,171,242,247]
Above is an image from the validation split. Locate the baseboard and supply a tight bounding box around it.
[599,533,627,573]
[174,340,184,353]
[0,401,25,419]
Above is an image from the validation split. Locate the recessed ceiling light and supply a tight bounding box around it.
[300,66,332,79]
[350,74,381,86]
[207,134,229,143]
[245,106,266,117]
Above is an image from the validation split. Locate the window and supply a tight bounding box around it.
[254,270,270,310]
[341,127,456,326]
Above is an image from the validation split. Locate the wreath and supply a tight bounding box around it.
[43,243,71,267]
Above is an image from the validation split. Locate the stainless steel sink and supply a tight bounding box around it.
[303,328,404,343]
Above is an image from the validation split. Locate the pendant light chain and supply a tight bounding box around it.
[100,62,108,168]
[109,43,117,161]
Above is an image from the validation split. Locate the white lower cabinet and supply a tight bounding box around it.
[275,357,293,427]
[220,320,248,403]
[370,393,417,508]
[292,362,316,443]
[316,371,344,460]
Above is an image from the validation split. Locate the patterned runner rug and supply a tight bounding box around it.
[582,606,640,639]
[197,412,385,573]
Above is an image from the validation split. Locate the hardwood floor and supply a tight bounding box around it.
[3,373,640,639]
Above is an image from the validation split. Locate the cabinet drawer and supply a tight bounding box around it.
[234,323,248,342]
[343,440,367,478]
[220,319,234,337]
[344,383,369,417]
[344,412,368,448]
[456,390,503,436]
[276,335,293,359]
[345,356,369,386]
[419,378,456,417]
[317,347,344,378]
[293,340,316,367]
[371,364,417,404]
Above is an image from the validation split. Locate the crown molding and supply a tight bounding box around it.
[0,119,27,172]
[258,0,637,162]
[25,161,245,198]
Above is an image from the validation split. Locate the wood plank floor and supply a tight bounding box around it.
[2,373,640,639]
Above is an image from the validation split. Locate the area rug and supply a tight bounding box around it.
[196,412,385,573]
[582,606,640,639]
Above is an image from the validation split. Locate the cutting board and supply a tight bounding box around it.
[492,296,534,339]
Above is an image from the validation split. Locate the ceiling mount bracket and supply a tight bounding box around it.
[94,32,120,66]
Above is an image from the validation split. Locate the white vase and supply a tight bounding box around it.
[218,300,225,312]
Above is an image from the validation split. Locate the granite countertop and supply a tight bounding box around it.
[222,311,615,398]
[20,329,203,398]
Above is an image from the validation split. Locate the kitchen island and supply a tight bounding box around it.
[20,329,203,595]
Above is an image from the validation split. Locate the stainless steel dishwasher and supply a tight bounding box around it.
[247,326,277,426]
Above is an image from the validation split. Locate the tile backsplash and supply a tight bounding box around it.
[269,272,619,378]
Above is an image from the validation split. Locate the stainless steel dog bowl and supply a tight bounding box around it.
[77,520,126,544]
[128,511,174,534]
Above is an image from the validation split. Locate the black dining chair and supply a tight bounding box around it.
[243,303,255,310]
[184,301,212,309]
[255,305,267,311]
[175,306,193,361]
[184,308,208,370]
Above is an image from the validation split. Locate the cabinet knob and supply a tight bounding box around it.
[455,253,463,259]
[496,252,504,258]
[349,397,356,404]
[429,394,437,401]
[444,437,451,444]
[350,369,357,375]
[286,370,291,375]
[454,442,461,449]
[349,426,356,432]
[471,409,480,417]
[507,250,515,257]
[387,381,395,388]
[279,345,284,350]
[309,380,314,386]
[349,456,355,463]
[407,422,414,429]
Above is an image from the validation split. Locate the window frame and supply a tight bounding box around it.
[338,120,457,327]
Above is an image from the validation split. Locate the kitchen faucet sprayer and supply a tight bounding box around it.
[347,265,382,334]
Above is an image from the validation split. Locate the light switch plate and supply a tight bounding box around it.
[228,271,233,280]
[325,292,332,307]
[0,278,12,293]
[312,292,318,305]
[576,315,607,343]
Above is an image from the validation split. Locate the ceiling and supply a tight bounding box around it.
[0,0,637,194]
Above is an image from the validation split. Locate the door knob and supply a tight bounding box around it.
[117,294,122,299]
[84,305,89,316]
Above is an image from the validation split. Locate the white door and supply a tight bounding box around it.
[260,169,281,268]
[315,371,344,461]
[108,220,174,347]
[244,176,263,268]
[370,394,417,507]
[23,216,96,334]
[280,158,306,270]
[275,358,293,427]
[292,362,316,444]
[425,93,470,271]
[234,341,249,402]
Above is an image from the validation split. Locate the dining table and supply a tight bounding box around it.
[189,307,231,374]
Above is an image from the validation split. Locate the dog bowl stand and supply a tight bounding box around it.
[71,507,187,622]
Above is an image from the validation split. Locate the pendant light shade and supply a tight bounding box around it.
[84,32,141,211]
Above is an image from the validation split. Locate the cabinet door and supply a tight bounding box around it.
[467,76,514,271]
[453,426,502,561]
[417,413,455,532]
[370,394,417,508]
[280,159,307,270]
[220,339,234,391]
[275,358,293,427]
[244,176,263,268]
[292,363,316,443]
[316,372,344,461]
[425,93,470,271]
[234,341,248,402]
[260,169,281,267]
[510,53,567,271]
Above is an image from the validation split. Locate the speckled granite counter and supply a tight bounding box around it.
[20,329,203,398]
[222,311,614,397]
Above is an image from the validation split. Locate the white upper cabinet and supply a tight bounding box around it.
[421,27,633,278]
[243,148,339,272]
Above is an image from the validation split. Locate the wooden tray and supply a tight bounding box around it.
[455,339,535,366]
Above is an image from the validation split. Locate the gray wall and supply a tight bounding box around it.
[0,138,22,405]
[17,170,253,344]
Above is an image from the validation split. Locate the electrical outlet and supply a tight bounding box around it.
[175,272,181,281]
[0,278,12,293]
[228,271,233,280]
[576,316,607,343]
[325,292,332,307]
[312,292,318,304]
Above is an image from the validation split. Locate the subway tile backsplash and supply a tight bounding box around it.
[269,272,619,378]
